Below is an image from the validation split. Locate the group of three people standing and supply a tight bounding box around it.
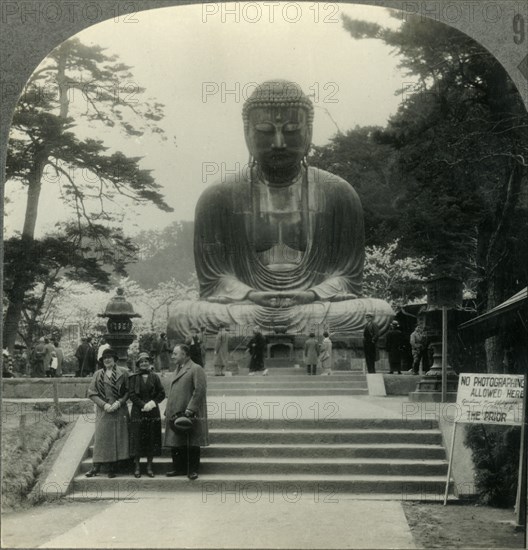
[86,344,208,480]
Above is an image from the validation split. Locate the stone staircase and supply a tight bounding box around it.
[205,371,368,396]
[72,418,449,500]
[69,369,451,501]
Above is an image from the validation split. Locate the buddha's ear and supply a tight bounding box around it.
[244,129,256,157]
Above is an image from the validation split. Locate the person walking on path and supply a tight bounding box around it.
[247,327,267,376]
[410,324,429,375]
[129,352,166,478]
[385,321,403,374]
[86,348,130,478]
[363,313,380,374]
[31,337,46,377]
[214,325,229,376]
[164,344,209,480]
[304,332,319,375]
[319,331,333,375]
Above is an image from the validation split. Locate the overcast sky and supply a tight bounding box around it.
[4,3,413,238]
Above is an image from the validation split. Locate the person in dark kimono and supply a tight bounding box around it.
[129,352,166,478]
[247,327,267,376]
[363,313,380,374]
[86,348,130,478]
[385,321,403,374]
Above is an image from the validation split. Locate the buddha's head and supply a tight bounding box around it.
[243,80,314,184]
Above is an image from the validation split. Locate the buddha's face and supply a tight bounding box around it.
[246,106,311,183]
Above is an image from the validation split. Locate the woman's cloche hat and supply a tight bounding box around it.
[101,348,119,361]
[136,351,151,366]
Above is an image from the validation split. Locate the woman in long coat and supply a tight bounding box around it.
[86,348,130,478]
[129,352,166,478]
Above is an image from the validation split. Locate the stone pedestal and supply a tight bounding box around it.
[409,342,458,402]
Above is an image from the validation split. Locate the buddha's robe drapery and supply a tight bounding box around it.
[168,167,393,339]
[194,167,364,301]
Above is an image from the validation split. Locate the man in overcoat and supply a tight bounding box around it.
[164,344,209,480]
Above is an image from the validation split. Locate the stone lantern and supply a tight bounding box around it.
[410,276,461,402]
[98,288,141,368]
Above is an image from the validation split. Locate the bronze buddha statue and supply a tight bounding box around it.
[168,80,393,339]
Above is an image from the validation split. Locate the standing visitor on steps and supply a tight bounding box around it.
[319,331,333,375]
[214,325,229,376]
[129,352,166,478]
[363,313,380,373]
[247,327,268,376]
[186,327,204,367]
[164,344,209,480]
[304,332,319,375]
[385,320,403,374]
[86,348,130,479]
[410,324,429,375]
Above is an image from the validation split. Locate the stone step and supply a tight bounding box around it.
[205,419,437,430]
[86,428,442,449]
[201,428,443,445]
[205,380,368,387]
[207,388,368,396]
[206,379,367,385]
[198,443,447,460]
[71,474,451,497]
[87,442,445,460]
[79,456,447,476]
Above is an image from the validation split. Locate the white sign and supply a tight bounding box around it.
[457,373,524,425]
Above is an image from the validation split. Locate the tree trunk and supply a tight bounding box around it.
[3,154,48,352]
[4,47,70,351]
[481,164,525,373]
